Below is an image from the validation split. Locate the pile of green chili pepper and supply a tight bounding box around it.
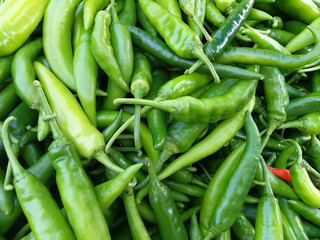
[3,0,320,239]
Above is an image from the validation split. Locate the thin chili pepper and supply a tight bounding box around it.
[43,0,80,90]
[302,219,320,238]
[231,212,255,240]
[102,1,134,110]
[145,69,168,151]
[0,167,14,216]
[136,2,157,37]
[187,0,254,75]
[204,111,261,239]
[147,159,188,239]
[164,180,206,197]
[276,0,320,24]
[21,143,43,167]
[73,2,98,126]
[281,211,298,240]
[34,62,123,173]
[214,0,236,13]
[170,189,190,202]
[167,167,207,187]
[190,213,203,240]
[0,83,20,120]
[114,78,257,124]
[37,112,50,141]
[124,186,151,240]
[305,135,320,172]
[278,196,309,240]
[91,5,130,93]
[256,28,296,46]
[255,157,284,240]
[139,0,219,82]
[0,55,13,84]
[119,0,136,25]
[286,84,307,99]
[179,0,212,42]
[312,71,320,92]
[215,26,320,67]
[2,116,76,239]
[205,0,226,28]
[127,25,263,80]
[286,91,320,117]
[83,0,110,30]
[19,128,38,148]
[102,110,123,142]
[267,166,291,181]
[288,199,320,227]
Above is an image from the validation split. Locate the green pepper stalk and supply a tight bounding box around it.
[147,159,188,239]
[2,117,76,240]
[278,112,320,134]
[138,0,220,83]
[179,0,212,42]
[254,157,284,240]
[33,62,123,174]
[91,4,130,93]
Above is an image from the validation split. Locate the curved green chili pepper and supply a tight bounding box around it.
[136,2,157,37]
[83,0,111,30]
[37,111,50,141]
[91,5,130,93]
[231,212,255,240]
[205,0,226,27]
[281,211,298,240]
[119,0,136,25]
[102,110,123,142]
[73,2,98,126]
[279,112,320,134]
[286,91,320,117]
[2,117,76,240]
[139,0,219,82]
[0,168,14,216]
[288,199,320,227]
[0,83,20,120]
[163,180,206,197]
[190,213,203,240]
[43,0,80,90]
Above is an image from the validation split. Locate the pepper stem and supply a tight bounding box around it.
[2,117,27,188]
[110,0,119,22]
[261,121,278,151]
[94,150,124,174]
[260,156,273,196]
[185,59,203,75]
[277,120,301,131]
[192,16,212,42]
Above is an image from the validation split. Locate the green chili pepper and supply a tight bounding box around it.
[0,167,14,216]
[139,0,219,82]
[164,180,206,197]
[231,212,255,240]
[303,219,320,238]
[279,112,320,134]
[136,2,158,37]
[305,135,320,172]
[102,110,123,142]
[102,1,134,110]
[281,211,298,240]
[37,111,50,141]
[0,83,20,120]
[205,0,226,27]
[2,117,76,239]
[257,28,296,46]
[288,199,320,227]
[190,213,203,240]
[83,0,110,30]
[43,0,81,90]
[21,143,43,167]
[147,159,188,240]
[91,5,130,93]
[34,62,123,173]
[73,2,98,126]
[0,0,49,57]
[254,157,284,240]
[205,111,261,239]
[0,55,13,85]
[119,0,136,25]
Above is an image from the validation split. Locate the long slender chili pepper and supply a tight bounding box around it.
[91,5,130,93]
[305,135,320,172]
[135,2,157,37]
[286,91,320,117]
[205,0,226,27]
[281,211,298,240]
[102,110,123,142]
[2,117,76,240]
[0,83,20,120]
[0,168,14,215]
[138,0,220,82]
[119,0,136,25]
[33,62,123,173]
[190,213,203,240]
[302,219,320,238]
[231,212,255,240]
[288,199,320,227]
[254,157,284,240]
[205,111,261,239]
[0,55,13,84]
[102,0,134,110]
[83,0,110,30]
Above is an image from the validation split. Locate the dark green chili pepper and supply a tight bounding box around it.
[231,212,255,240]
[20,128,38,148]
[119,0,136,25]
[0,83,20,120]
[127,25,264,80]
[21,143,43,167]
[0,167,14,216]
[102,1,134,110]
[91,5,130,93]
[190,213,203,240]
[115,79,257,124]
[303,219,320,238]
[73,2,98,126]
[163,180,206,197]
[124,186,151,240]
[312,71,320,92]
[136,2,157,37]
[138,0,219,82]
[0,55,13,85]
[102,110,123,142]
[130,51,152,149]
[279,112,320,134]
[286,92,320,117]
[147,159,188,240]
[145,69,168,151]
[205,111,261,239]
[278,196,309,240]
[286,84,307,99]
[281,211,298,240]
[254,157,284,240]
[257,28,296,46]
[2,117,76,239]
[288,199,320,227]
[305,135,320,172]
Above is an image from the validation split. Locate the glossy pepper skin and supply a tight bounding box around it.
[83,0,111,30]
[0,83,20,120]
[43,0,81,90]
[147,160,188,240]
[0,0,49,57]
[288,199,320,227]
[2,117,76,240]
[91,6,130,93]
[0,168,14,216]
[286,92,320,117]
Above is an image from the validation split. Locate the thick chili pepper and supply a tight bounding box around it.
[119,0,136,25]
[204,111,261,239]
[2,117,76,239]
[281,211,298,240]
[255,157,284,240]
[286,91,320,117]
[83,0,110,30]
[288,199,320,227]
[0,0,49,57]
[43,0,80,90]
[127,25,263,80]
[267,166,291,181]
[147,159,188,240]
[91,5,130,93]
[73,2,98,126]
[0,167,14,216]
[34,62,123,173]
[279,112,320,134]
[21,143,43,167]
[0,55,13,85]
[0,83,20,120]
[205,0,226,27]
[303,219,320,238]
[305,135,320,172]
[115,79,257,124]
[138,0,219,82]
[278,196,309,240]
[145,69,168,151]
[102,1,134,110]
[190,213,203,240]
[231,212,255,240]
